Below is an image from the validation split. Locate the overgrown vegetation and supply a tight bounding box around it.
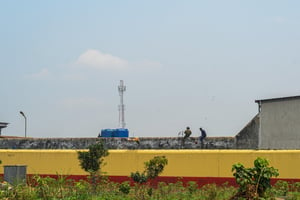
[130,156,168,199]
[131,156,168,184]
[1,176,300,200]
[77,141,109,175]
[231,157,279,199]
[77,141,109,191]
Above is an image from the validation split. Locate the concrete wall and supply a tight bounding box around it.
[259,98,300,149]
[0,113,260,149]
[235,114,259,149]
[0,114,263,150]
[0,137,236,149]
[1,150,300,185]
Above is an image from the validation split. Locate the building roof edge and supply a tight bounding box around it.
[255,95,300,103]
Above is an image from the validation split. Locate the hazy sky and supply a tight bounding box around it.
[1,1,300,138]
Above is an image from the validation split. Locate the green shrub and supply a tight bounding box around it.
[77,141,109,175]
[130,171,148,184]
[231,157,279,199]
[187,181,198,194]
[130,156,168,184]
[144,156,168,180]
[291,182,300,192]
[77,141,109,192]
[273,180,289,196]
[119,181,131,194]
[201,183,218,199]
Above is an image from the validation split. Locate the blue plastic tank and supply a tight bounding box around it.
[100,129,114,137]
[113,128,129,137]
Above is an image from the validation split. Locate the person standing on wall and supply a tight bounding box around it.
[199,127,207,142]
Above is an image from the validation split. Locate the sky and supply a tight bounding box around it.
[1,1,300,138]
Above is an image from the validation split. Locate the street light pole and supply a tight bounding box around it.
[19,111,27,137]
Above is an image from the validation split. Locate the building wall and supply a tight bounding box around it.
[260,98,300,149]
[235,114,259,149]
[0,150,299,186]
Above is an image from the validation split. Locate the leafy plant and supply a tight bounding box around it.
[77,141,109,174]
[202,183,218,199]
[72,179,91,200]
[187,181,198,194]
[34,175,56,200]
[273,180,289,196]
[130,156,168,184]
[77,140,109,191]
[119,181,131,194]
[130,171,148,184]
[291,182,300,192]
[145,156,168,180]
[231,157,279,199]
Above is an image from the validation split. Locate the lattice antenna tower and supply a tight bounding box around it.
[118,80,126,128]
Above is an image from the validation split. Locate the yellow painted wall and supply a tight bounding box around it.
[0,150,299,179]
[0,150,83,175]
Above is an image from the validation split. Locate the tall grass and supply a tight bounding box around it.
[0,176,299,200]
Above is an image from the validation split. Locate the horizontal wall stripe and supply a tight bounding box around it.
[1,174,298,187]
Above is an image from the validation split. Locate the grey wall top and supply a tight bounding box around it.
[0,137,238,149]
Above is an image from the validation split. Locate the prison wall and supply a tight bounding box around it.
[0,149,299,186]
[0,136,239,149]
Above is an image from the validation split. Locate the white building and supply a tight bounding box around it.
[255,95,300,149]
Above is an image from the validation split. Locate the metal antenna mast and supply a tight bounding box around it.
[118,80,126,128]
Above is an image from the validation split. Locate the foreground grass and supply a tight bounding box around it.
[0,176,300,200]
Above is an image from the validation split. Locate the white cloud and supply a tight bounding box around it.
[75,49,163,71]
[76,49,128,70]
[26,68,51,79]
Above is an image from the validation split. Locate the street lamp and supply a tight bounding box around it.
[19,111,27,137]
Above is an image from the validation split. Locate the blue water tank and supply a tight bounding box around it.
[113,128,129,137]
[100,129,114,137]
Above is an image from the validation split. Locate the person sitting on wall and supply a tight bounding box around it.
[199,127,207,142]
[183,127,192,140]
